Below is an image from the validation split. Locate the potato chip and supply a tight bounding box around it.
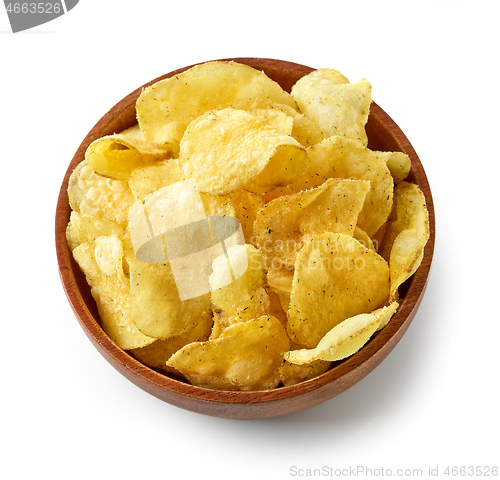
[285,302,398,364]
[166,316,290,391]
[254,178,370,268]
[262,185,295,204]
[123,231,212,340]
[266,264,294,297]
[267,290,288,327]
[379,182,430,300]
[228,98,326,147]
[353,226,375,252]
[229,189,264,244]
[376,151,411,185]
[68,161,135,230]
[136,61,297,153]
[85,125,172,181]
[72,235,155,349]
[209,244,270,334]
[66,211,124,251]
[266,265,294,313]
[287,233,390,348]
[250,107,294,135]
[179,108,308,195]
[128,158,182,200]
[291,68,372,145]
[280,340,332,386]
[128,313,213,374]
[293,136,394,236]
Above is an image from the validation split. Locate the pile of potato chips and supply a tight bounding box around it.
[67,61,429,390]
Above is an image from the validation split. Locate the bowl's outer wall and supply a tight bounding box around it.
[56,58,435,419]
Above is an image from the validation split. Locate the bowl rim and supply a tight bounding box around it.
[55,57,435,418]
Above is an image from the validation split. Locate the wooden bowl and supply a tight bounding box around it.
[55,58,435,419]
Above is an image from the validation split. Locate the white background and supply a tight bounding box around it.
[1,1,499,479]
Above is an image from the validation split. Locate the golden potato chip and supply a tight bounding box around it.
[229,189,264,244]
[370,221,387,253]
[128,158,182,200]
[267,290,288,327]
[129,160,237,232]
[293,136,394,236]
[128,314,213,374]
[122,230,212,339]
[291,68,372,145]
[285,302,398,364]
[72,235,155,349]
[353,226,375,251]
[250,107,294,135]
[379,182,430,300]
[228,98,326,147]
[280,340,332,386]
[377,151,411,185]
[209,244,270,334]
[66,211,124,251]
[136,61,297,152]
[266,264,294,297]
[179,108,308,195]
[262,185,295,204]
[166,316,290,391]
[287,233,390,348]
[266,265,294,313]
[254,178,370,268]
[85,125,172,181]
[68,161,135,230]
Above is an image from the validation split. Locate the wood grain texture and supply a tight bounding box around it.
[55,58,435,419]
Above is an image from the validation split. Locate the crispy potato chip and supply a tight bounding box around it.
[251,108,294,135]
[129,160,236,225]
[85,125,172,181]
[353,226,375,252]
[377,151,411,185]
[285,302,398,364]
[262,185,295,204]
[280,340,332,386]
[254,178,370,268]
[128,158,182,200]
[128,314,213,374]
[179,108,308,195]
[66,211,124,251]
[72,235,154,349]
[266,264,294,296]
[292,68,372,145]
[266,265,294,313]
[166,316,290,391]
[370,221,387,252]
[123,231,212,339]
[68,161,135,230]
[267,290,288,327]
[280,360,332,387]
[209,244,270,334]
[293,136,394,236]
[229,189,264,244]
[379,182,430,300]
[287,233,390,348]
[228,98,326,147]
[136,61,297,152]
